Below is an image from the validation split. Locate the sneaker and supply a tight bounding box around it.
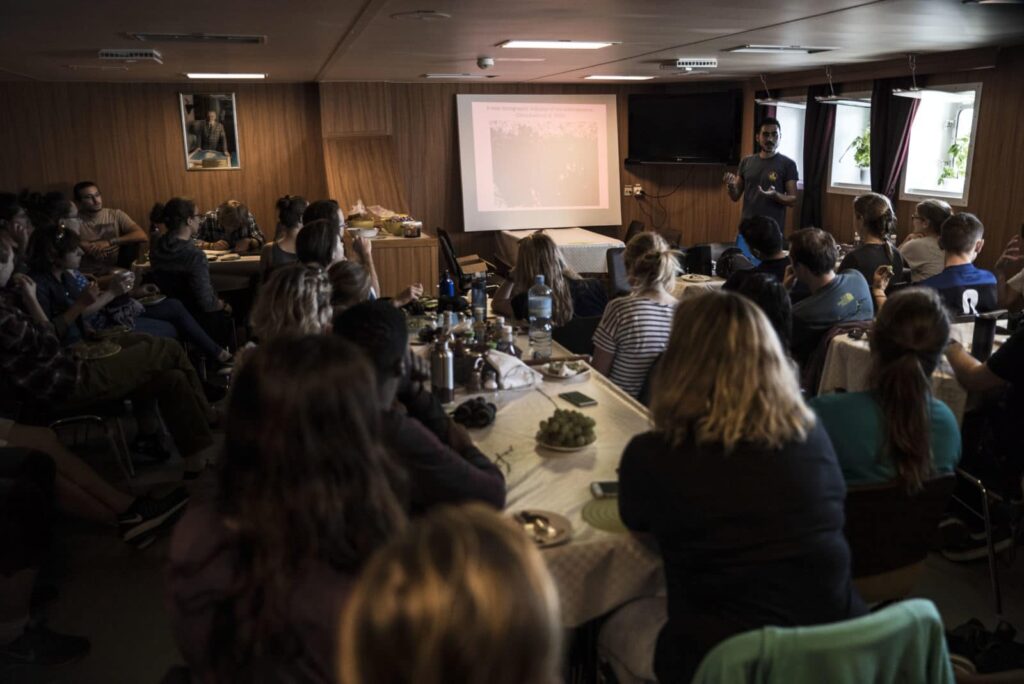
[118,487,190,542]
[941,528,1015,562]
[0,623,90,666]
[133,434,173,462]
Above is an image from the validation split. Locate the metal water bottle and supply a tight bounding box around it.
[431,337,455,404]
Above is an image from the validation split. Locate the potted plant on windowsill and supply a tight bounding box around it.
[938,136,969,185]
[840,127,871,183]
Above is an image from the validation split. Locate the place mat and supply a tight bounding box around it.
[582,498,628,534]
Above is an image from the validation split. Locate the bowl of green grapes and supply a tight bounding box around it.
[536,409,597,452]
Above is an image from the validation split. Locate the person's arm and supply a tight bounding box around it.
[757,179,798,207]
[591,305,619,376]
[114,210,148,245]
[723,170,744,202]
[618,437,654,532]
[11,275,53,328]
[232,214,265,253]
[945,341,1008,393]
[871,265,893,313]
[995,236,1023,310]
[592,346,615,376]
[352,237,381,297]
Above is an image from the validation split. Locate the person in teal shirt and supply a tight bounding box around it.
[811,287,961,487]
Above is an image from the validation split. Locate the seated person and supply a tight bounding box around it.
[302,199,380,296]
[340,504,561,684]
[900,199,952,283]
[195,200,264,253]
[334,301,506,511]
[259,194,307,282]
[811,288,960,486]
[839,192,909,288]
[995,235,1023,312]
[609,291,864,684]
[0,192,35,273]
[787,228,873,366]
[0,449,90,665]
[920,212,998,316]
[329,260,372,315]
[25,223,231,366]
[250,263,333,343]
[148,197,232,321]
[723,271,792,350]
[593,232,678,399]
[733,214,790,282]
[167,336,406,682]
[1,233,215,479]
[72,181,148,274]
[296,217,345,269]
[492,232,607,324]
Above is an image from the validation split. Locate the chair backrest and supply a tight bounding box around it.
[844,475,957,579]
[684,242,737,276]
[606,247,629,298]
[691,599,955,684]
[552,315,601,356]
[624,220,644,244]
[437,227,470,293]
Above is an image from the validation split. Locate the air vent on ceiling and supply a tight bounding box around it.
[67,64,129,71]
[660,58,717,71]
[98,49,163,64]
[127,32,266,44]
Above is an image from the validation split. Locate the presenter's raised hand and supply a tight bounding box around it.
[722,172,739,188]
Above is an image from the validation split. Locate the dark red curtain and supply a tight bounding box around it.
[753,103,777,154]
[870,78,920,202]
[800,84,836,228]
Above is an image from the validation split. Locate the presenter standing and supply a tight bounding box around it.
[723,118,798,261]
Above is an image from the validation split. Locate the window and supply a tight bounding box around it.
[828,101,872,194]
[773,103,806,182]
[900,84,981,205]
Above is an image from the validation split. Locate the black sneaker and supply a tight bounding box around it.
[0,623,90,666]
[118,488,190,543]
[133,434,173,462]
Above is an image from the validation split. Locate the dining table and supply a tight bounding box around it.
[413,327,664,627]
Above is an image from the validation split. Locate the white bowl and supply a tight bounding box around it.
[347,227,379,239]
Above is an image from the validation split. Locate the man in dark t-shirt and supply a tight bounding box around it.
[724,118,799,254]
[920,212,998,316]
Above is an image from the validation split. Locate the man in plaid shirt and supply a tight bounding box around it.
[195,200,264,253]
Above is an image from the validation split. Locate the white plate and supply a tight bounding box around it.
[537,438,596,453]
[680,274,712,282]
[539,362,590,380]
[139,295,167,306]
[513,510,572,548]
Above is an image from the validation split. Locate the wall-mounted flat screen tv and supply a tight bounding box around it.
[627,90,742,165]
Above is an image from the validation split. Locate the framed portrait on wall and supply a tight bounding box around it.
[179,93,241,170]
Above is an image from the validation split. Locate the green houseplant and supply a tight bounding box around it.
[839,127,871,182]
[938,136,969,185]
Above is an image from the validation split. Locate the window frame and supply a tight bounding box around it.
[898,82,983,207]
[826,96,872,197]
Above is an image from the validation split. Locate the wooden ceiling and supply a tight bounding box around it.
[1,0,1022,83]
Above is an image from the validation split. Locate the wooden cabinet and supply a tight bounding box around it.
[370,233,439,298]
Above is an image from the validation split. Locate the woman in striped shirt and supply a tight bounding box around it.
[592,232,678,398]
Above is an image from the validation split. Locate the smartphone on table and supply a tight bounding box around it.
[559,391,597,408]
[590,481,619,499]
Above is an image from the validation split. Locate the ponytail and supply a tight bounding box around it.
[152,197,196,231]
[276,195,308,231]
[624,231,678,292]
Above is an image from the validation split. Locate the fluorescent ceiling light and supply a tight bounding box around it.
[814,95,870,108]
[186,72,267,79]
[726,44,833,54]
[498,40,616,50]
[422,73,498,79]
[584,75,653,81]
[892,88,976,103]
[755,98,806,109]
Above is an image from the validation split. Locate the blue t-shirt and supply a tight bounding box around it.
[920,263,997,316]
[810,391,960,485]
[790,271,874,364]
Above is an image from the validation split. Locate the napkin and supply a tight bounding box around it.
[485,350,542,390]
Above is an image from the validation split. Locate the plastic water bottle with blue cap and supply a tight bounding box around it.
[527,274,553,360]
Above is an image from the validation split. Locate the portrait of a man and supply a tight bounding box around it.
[180,93,241,170]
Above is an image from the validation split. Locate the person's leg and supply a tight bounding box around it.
[6,424,133,520]
[133,314,179,340]
[141,298,227,360]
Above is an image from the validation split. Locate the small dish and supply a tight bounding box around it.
[513,510,571,548]
[218,253,241,262]
[680,274,712,283]
[139,294,167,306]
[537,438,596,453]
[539,361,589,380]
[347,227,379,239]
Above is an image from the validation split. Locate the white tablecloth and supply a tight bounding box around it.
[497,228,624,275]
[673,276,726,300]
[456,344,663,626]
[817,322,1005,424]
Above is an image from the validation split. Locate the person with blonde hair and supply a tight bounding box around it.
[250,262,333,342]
[493,231,607,325]
[839,192,909,287]
[605,291,864,684]
[196,199,265,253]
[592,231,677,398]
[900,198,953,282]
[339,503,561,684]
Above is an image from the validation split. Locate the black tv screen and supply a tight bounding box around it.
[627,91,742,165]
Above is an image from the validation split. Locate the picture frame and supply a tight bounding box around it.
[179,92,241,171]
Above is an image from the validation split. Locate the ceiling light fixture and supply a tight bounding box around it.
[726,44,834,54]
[584,75,653,80]
[815,66,870,107]
[422,73,499,79]
[498,40,617,50]
[961,0,1024,4]
[186,72,267,79]
[389,10,451,20]
[754,73,807,109]
[889,54,975,102]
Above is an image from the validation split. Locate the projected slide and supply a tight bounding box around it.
[457,95,621,232]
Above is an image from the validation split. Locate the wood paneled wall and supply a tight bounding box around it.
[319,81,753,260]
[0,82,327,241]
[818,45,1024,270]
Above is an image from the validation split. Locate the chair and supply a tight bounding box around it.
[437,227,499,295]
[623,220,644,244]
[843,476,957,605]
[552,316,601,356]
[606,247,629,298]
[690,599,955,684]
[683,242,737,276]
